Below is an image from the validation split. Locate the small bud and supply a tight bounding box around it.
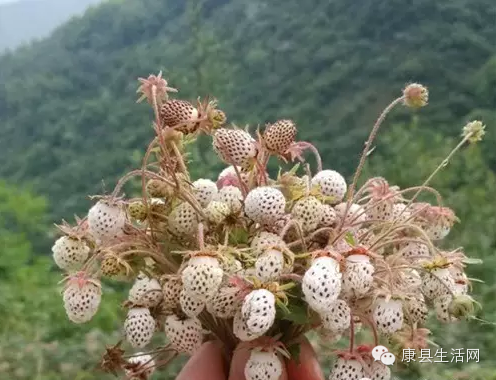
[449,294,476,319]
[101,254,123,277]
[462,120,486,144]
[128,201,147,221]
[403,83,429,108]
[146,179,170,198]
[210,109,227,129]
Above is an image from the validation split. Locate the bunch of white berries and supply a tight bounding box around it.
[51,76,485,380]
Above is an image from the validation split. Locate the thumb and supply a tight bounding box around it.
[286,338,325,380]
[176,341,227,380]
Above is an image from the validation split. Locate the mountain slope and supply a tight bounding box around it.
[0,0,101,51]
[0,0,495,221]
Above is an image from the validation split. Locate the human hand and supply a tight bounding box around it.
[176,337,324,380]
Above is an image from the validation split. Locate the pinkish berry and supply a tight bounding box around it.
[213,128,257,169]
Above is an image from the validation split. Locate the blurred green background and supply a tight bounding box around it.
[0,0,495,379]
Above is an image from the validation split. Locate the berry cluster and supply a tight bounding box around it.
[51,74,485,380]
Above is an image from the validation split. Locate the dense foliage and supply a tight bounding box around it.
[0,0,495,379]
[0,0,495,222]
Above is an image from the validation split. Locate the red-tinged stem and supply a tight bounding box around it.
[349,312,355,353]
[302,142,322,173]
[361,315,379,347]
[340,96,404,232]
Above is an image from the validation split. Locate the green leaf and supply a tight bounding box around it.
[279,301,309,325]
[344,231,356,246]
[228,227,249,245]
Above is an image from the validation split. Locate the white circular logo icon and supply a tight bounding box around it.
[371,345,389,361]
[380,352,396,366]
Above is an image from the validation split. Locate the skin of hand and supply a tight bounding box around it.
[176,337,325,380]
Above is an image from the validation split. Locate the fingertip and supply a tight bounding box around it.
[176,341,227,380]
[286,338,325,380]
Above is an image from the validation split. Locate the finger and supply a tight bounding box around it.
[176,341,227,380]
[286,338,325,380]
[228,346,288,380]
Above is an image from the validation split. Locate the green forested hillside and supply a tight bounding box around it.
[0,0,495,222]
[0,0,496,379]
